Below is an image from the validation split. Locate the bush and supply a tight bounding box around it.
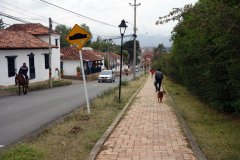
[76,66,81,72]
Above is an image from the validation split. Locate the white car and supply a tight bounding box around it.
[98,70,115,83]
[135,66,138,72]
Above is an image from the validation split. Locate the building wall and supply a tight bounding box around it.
[61,59,105,76]
[60,60,81,76]
[0,34,61,87]
[37,34,61,81]
[1,49,54,86]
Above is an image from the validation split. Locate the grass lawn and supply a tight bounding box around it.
[163,76,240,160]
[0,74,147,160]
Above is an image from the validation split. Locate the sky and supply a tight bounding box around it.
[0,0,198,48]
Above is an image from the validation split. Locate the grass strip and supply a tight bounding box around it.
[163,76,240,160]
[4,81,70,91]
[0,74,147,160]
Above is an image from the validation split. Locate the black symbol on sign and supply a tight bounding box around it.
[69,33,87,40]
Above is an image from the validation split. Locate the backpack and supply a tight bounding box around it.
[155,71,163,80]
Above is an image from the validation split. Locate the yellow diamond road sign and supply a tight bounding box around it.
[65,24,91,50]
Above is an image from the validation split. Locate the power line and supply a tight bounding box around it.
[0,12,30,23]
[78,0,119,22]
[0,5,37,21]
[0,0,64,28]
[39,0,117,28]
[136,12,155,48]
[0,0,46,19]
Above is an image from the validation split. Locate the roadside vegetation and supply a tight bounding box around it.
[154,0,240,114]
[4,81,70,91]
[152,1,240,157]
[0,74,147,160]
[163,76,240,160]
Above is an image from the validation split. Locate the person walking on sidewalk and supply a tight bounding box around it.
[155,68,163,92]
[151,69,154,78]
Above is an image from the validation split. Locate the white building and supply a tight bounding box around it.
[105,52,128,72]
[60,47,103,75]
[0,23,60,88]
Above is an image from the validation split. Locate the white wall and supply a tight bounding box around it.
[61,60,81,75]
[1,49,50,86]
[37,34,61,81]
[61,59,105,75]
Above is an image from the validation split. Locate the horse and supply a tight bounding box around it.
[15,74,29,95]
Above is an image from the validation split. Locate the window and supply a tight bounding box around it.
[60,62,63,70]
[28,53,35,79]
[44,54,49,69]
[55,39,58,47]
[5,56,17,77]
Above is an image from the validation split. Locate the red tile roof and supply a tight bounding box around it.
[6,23,60,35]
[0,30,58,49]
[61,47,103,61]
[107,52,120,60]
[85,49,105,57]
[144,50,154,55]
[143,53,153,59]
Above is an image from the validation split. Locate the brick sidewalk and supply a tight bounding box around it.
[96,75,197,160]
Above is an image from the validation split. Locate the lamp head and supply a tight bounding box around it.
[118,19,128,36]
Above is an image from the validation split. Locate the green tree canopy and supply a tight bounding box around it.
[80,23,92,46]
[153,43,165,61]
[116,50,129,64]
[123,40,140,65]
[155,0,240,114]
[55,25,71,48]
[90,36,118,52]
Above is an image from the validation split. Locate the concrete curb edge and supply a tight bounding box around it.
[163,86,207,160]
[88,75,149,160]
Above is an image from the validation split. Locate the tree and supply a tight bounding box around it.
[155,0,240,114]
[123,40,140,65]
[116,50,130,64]
[96,36,102,43]
[153,43,165,61]
[55,25,71,48]
[0,18,5,30]
[80,23,92,46]
[90,36,118,52]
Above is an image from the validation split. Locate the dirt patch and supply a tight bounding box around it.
[68,126,83,134]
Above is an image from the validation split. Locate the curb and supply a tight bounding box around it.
[10,82,73,95]
[88,75,149,160]
[163,86,207,160]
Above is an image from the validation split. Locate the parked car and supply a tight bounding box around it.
[98,70,115,83]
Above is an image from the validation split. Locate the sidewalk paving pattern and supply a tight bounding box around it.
[96,76,197,160]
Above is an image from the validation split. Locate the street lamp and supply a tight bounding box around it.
[118,19,128,101]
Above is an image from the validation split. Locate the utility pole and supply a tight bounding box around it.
[130,1,141,79]
[49,17,52,88]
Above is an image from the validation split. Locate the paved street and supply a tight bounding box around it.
[96,75,197,160]
[0,70,144,149]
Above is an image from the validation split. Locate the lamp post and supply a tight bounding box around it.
[118,19,128,101]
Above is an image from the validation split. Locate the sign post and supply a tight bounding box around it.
[65,24,91,115]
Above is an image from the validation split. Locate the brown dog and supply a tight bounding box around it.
[157,91,166,103]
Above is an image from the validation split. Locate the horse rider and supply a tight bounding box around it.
[14,62,29,86]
